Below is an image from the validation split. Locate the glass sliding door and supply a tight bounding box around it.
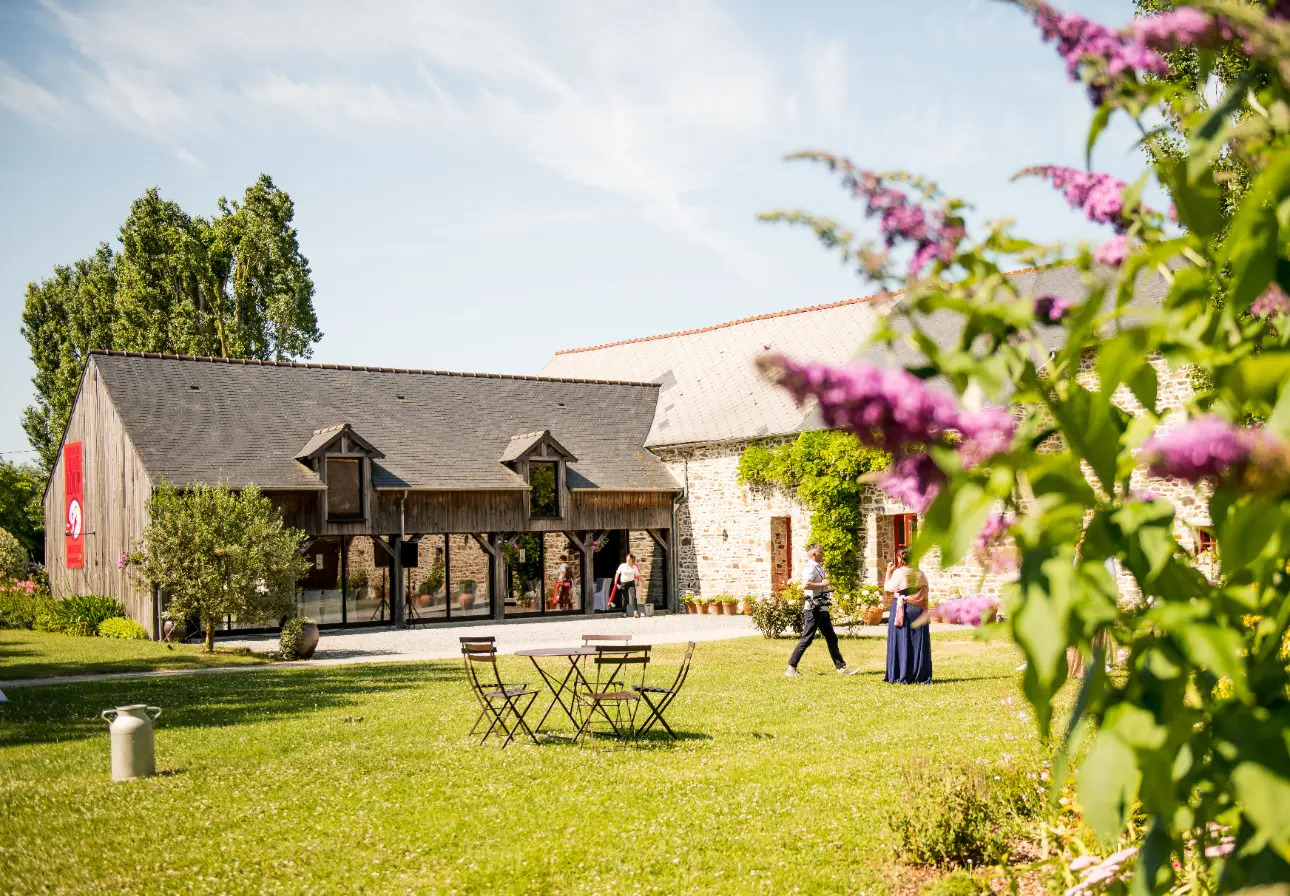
[406,536,448,623]
[449,534,493,619]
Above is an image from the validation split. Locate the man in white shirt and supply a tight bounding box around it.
[785,543,857,676]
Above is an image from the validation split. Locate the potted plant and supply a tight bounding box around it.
[683,592,698,614]
[698,595,713,614]
[738,594,755,614]
[721,594,738,615]
[458,580,477,611]
[280,616,319,660]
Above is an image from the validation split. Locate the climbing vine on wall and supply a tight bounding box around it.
[737,431,889,593]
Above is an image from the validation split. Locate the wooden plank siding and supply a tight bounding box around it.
[272,488,676,537]
[44,359,156,632]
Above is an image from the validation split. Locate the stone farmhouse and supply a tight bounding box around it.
[44,263,1208,637]
[541,263,1209,603]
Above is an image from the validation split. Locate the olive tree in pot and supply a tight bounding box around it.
[280,616,319,659]
[127,483,311,652]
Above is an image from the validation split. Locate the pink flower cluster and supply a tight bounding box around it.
[2,578,38,595]
[1141,416,1265,483]
[1252,282,1290,319]
[815,157,965,277]
[118,552,129,570]
[1093,234,1130,267]
[936,595,1000,627]
[975,511,1014,556]
[1019,167,1134,230]
[1032,2,1169,102]
[1034,294,1075,323]
[1066,847,1137,896]
[759,355,1016,512]
[1129,8,1235,52]
[880,455,946,514]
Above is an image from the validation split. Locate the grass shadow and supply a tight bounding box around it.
[0,660,463,749]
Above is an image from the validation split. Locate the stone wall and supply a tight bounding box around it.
[654,440,814,599]
[651,356,1211,606]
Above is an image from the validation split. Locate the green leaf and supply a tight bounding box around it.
[1217,498,1282,578]
[1221,153,1290,310]
[1087,103,1112,169]
[1233,762,1290,854]
[1078,733,1140,843]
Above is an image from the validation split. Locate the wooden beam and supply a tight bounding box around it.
[372,537,396,559]
[563,530,590,554]
[647,528,669,553]
[471,533,500,558]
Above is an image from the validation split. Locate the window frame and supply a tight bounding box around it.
[325,455,366,522]
[527,459,562,519]
[1195,526,1216,555]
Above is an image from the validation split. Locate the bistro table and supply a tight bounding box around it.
[514,646,598,733]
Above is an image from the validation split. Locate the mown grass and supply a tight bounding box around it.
[0,634,1048,895]
[0,629,271,681]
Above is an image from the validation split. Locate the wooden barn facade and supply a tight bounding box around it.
[44,352,682,638]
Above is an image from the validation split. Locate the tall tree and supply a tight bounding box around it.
[20,175,321,472]
[0,461,46,558]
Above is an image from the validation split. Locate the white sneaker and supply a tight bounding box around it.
[836,667,858,675]
[784,667,802,677]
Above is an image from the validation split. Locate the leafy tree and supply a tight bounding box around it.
[21,175,321,472]
[127,483,311,652]
[0,529,29,581]
[738,431,889,593]
[0,461,46,557]
[764,3,1290,889]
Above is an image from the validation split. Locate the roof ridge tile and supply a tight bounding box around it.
[552,263,1051,356]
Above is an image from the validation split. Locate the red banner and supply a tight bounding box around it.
[65,441,84,569]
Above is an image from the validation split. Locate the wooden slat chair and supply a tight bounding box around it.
[574,645,651,741]
[461,642,537,747]
[633,641,695,740]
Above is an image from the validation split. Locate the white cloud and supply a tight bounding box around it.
[0,62,67,124]
[14,0,792,272]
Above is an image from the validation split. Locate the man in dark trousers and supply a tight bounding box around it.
[785,543,858,676]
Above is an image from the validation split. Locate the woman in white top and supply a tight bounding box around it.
[615,554,641,617]
[883,548,932,683]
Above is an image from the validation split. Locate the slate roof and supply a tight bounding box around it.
[90,352,679,492]
[539,263,1170,447]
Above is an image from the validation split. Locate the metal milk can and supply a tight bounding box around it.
[101,704,161,781]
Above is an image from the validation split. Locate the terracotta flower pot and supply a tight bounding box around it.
[864,605,884,626]
[686,603,698,614]
[297,623,320,660]
[722,600,738,615]
[700,603,712,614]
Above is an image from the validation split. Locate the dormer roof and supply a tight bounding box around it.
[499,430,578,464]
[295,423,385,462]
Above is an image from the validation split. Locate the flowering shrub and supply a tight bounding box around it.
[0,578,52,630]
[834,583,884,633]
[748,585,805,639]
[761,1,1290,888]
[934,596,1001,627]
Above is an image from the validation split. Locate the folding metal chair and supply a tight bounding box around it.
[574,645,651,741]
[461,636,500,734]
[633,641,695,740]
[461,642,538,747]
[582,634,632,687]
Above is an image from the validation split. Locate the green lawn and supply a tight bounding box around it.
[0,634,1047,895]
[0,629,271,681]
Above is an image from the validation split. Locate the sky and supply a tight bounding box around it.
[0,0,1145,464]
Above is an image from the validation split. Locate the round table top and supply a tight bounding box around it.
[514,646,599,658]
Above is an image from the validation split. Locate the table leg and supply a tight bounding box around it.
[528,656,584,732]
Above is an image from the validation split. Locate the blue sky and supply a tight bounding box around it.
[0,0,1142,463]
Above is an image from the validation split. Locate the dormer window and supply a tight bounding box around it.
[327,457,363,520]
[296,423,384,525]
[529,461,559,518]
[501,429,576,521]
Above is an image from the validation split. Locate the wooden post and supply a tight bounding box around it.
[471,534,504,622]
[647,529,671,612]
[339,534,349,625]
[390,534,404,626]
[565,531,595,615]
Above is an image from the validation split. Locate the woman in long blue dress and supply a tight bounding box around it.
[883,549,932,683]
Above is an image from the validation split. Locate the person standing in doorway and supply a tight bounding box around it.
[786,544,858,676]
[615,553,641,618]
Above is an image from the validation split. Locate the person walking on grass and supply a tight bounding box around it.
[785,543,858,676]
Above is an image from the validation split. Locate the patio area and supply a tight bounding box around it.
[219,612,764,665]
